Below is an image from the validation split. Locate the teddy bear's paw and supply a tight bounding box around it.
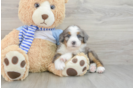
[96,66,105,74]
[3,51,27,80]
[89,63,96,73]
[62,55,89,76]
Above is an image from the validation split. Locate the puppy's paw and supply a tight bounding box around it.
[96,66,105,73]
[54,59,65,70]
[89,63,96,73]
[59,57,67,63]
[60,58,67,62]
[60,53,72,62]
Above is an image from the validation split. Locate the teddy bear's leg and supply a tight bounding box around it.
[61,53,89,76]
[48,53,89,77]
[1,29,20,51]
[1,45,29,82]
[48,63,62,77]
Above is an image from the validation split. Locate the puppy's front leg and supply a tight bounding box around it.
[54,53,73,70]
[59,53,73,62]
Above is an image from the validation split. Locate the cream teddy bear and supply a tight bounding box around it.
[1,0,90,82]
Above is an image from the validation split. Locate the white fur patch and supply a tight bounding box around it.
[54,53,72,70]
[67,26,81,48]
[96,66,105,73]
[32,1,55,27]
[57,25,87,55]
[55,25,89,74]
[3,51,26,80]
[54,59,65,70]
[57,43,86,55]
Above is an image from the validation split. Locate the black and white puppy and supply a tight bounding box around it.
[53,25,105,73]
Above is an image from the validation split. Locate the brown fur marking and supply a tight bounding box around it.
[68,32,71,35]
[63,39,67,47]
[77,32,80,35]
[88,52,103,67]
[77,32,85,44]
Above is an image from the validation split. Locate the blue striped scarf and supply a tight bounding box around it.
[19,25,55,54]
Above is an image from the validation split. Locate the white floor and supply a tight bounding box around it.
[1,65,133,88]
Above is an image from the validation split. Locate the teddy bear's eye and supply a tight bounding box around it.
[50,5,55,9]
[34,3,40,8]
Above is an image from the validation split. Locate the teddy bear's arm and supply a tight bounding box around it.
[1,29,20,51]
[65,0,68,3]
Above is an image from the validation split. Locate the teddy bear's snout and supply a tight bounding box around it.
[42,14,48,20]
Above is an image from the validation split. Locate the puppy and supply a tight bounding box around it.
[53,25,105,73]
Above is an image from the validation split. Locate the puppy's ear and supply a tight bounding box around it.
[59,32,65,43]
[83,31,89,43]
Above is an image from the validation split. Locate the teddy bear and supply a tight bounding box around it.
[1,0,90,82]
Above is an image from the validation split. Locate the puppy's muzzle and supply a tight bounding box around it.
[72,41,76,45]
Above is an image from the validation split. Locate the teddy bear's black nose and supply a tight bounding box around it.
[42,14,48,20]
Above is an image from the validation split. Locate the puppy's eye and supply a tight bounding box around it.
[66,34,71,38]
[77,35,81,38]
[34,3,40,8]
[50,5,55,9]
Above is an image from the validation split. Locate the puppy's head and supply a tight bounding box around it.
[60,25,89,49]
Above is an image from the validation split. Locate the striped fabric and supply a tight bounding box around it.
[19,25,55,54]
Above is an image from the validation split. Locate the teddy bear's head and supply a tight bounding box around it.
[18,0,68,28]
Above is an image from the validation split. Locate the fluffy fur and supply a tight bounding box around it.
[1,0,68,81]
[28,39,57,72]
[62,53,89,76]
[1,45,29,81]
[54,25,105,73]
[1,0,104,82]
[18,0,66,28]
[1,29,20,51]
[54,25,89,70]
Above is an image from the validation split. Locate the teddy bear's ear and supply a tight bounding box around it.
[65,0,68,3]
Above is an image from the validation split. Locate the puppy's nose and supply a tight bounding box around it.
[42,14,48,20]
[72,41,76,45]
